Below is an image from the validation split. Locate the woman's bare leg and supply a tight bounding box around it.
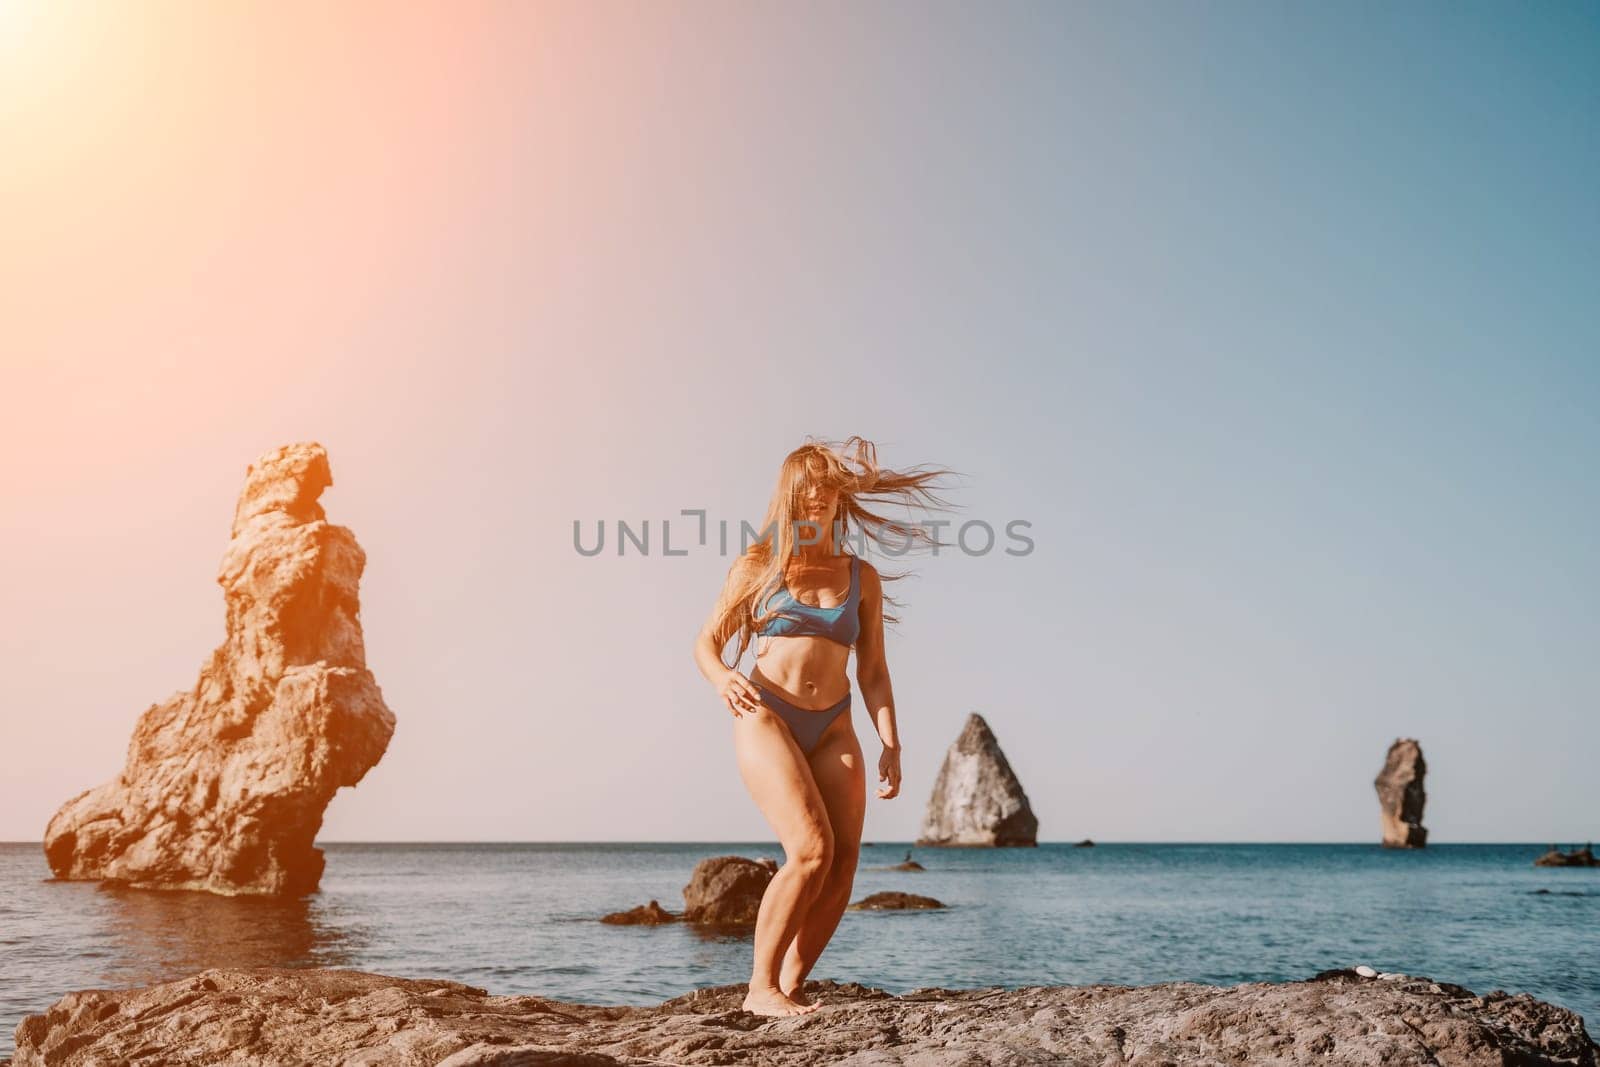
[779,718,866,1003]
[732,705,833,1016]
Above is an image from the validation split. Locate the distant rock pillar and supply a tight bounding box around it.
[916,713,1038,847]
[1374,738,1427,848]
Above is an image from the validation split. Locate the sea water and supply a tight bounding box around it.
[2,841,1595,1059]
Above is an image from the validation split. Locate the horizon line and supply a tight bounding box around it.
[6,839,1584,848]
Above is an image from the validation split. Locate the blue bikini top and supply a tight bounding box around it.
[757,555,861,647]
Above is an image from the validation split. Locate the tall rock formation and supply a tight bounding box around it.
[43,443,396,895]
[916,713,1038,847]
[1374,738,1427,848]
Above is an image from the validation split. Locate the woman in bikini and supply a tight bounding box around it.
[691,436,955,1016]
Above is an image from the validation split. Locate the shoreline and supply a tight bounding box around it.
[9,966,1597,1066]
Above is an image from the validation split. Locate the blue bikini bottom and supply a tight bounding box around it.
[754,683,851,755]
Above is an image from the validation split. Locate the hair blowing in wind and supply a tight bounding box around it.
[711,436,962,669]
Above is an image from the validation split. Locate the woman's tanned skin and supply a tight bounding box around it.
[692,482,902,1017]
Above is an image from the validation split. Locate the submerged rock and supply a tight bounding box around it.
[848,892,944,910]
[916,713,1038,847]
[1534,844,1599,868]
[600,900,680,925]
[12,967,1596,1066]
[41,443,396,896]
[1374,737,1428,848]
[680,855,777,925]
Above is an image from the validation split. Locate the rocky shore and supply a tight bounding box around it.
[10,966,1596,1066]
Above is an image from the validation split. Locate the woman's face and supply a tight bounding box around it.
[798,482,839,528]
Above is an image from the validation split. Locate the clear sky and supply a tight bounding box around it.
[2,1,1595,843]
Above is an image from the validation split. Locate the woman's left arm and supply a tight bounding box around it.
[854,561,901,799]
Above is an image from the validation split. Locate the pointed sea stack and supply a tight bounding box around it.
[42,443,396,895]
[1374,738,1427,848]
[916,713,1038,847]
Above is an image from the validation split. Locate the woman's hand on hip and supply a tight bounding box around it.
[876,744,902,799]
[718,668,763,718]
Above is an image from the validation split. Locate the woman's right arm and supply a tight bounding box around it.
[693,559,763,716]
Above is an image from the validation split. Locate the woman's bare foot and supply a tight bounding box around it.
[741,984,819,1016]
[783,982,813,1006]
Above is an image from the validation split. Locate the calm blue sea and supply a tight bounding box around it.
[2,842,1596,1059]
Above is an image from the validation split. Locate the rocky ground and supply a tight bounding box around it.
[9,966,1596,1066]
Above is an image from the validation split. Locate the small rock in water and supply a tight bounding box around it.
[681,856,775,925]
[599,900,679,925]
[848,891,945,911]
[1355,965,1378,978]
[1533,844,1599,867]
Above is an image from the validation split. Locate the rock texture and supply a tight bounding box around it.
[1374,738,1428,848]
[12,967,1596,1066]
[42,443,396,896]
[917,713,1038,847]
[680,856,777,925]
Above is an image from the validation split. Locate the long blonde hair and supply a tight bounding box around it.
[712,436,959,668]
